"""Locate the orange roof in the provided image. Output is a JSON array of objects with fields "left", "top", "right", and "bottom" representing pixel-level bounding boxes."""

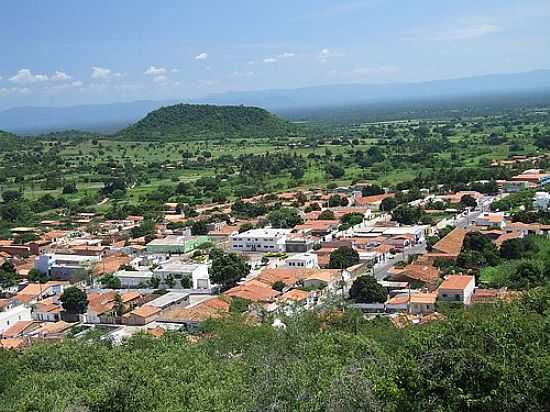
[
  {"left": 387, "top": 294, "right": 409, "bottom": 305},
  {"left": 471, "top": 288, "right": 499, "bottom": 303},
  {"left": 92, "top": 254, "right": 131, "bottom": 275},
  {"left": 279, "top": 289, "right": 310, "bottom": 302},
  {"left": 130, "top": 305, "right": 161, "bottom": 318},
  {"left": 34, "top": 297, "right": 62, "bottom": 314},
  {"left": 17, "top": 281, "right": 68, "bottom": 298},
  {"left": 121, "top": 291, "right": 141, "bottom": 303},
  {"left": 1, "top": 337, "right": 26, "bottom": 350},
  {"left": 394, "top": 264, "right": 440, "bottom": 287},
  {"left": 295, "top": 220, "right": 339, "bottom": 231},
  {"left": 439, "top": 275, "right": 474, "bottom": 290},
  {"left": 432, "top": 227, "right": 466, "bottom": 257},
  {"left": 256, "top": 268, "right": 307, "bottom": 287},
  {"left": 224, "top": 283, "right": 281, "bottom": 302},
  {"left": 160, "top": 297, "right": 230, "bottom": 322},
  {"left": 373, "top": 244, "right": 394, "bottom": 254},
  {"left": 355, "top": 192, "right": 394, "bottom": 206},
  {"left": 2, "top": 321, "right": 39, "bottom": 338},
  {"left": 410, "top": 292, "right": 437, "bottom": 304},
  {"left": 495, "top": 231, "right": 523, "bottom": 248},
  {"left": 305, "top": 270, "right": 341, "bottom": 283},
  {"left": 36, "top": 321, "right": 74, "bottom": 335},
  {"left": 42, "top": 231, "right": 68, "bottom": 241}
]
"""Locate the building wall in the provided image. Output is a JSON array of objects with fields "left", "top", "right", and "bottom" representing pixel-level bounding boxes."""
[
  {"left": 231, "top": 235, "right": 287, "bottom": 252},
  {"left": 0, "top": 305, "right": 32, "bottom": 334},
  {"left": 409, "top": 302, "right": 435, "bottom": 314}
]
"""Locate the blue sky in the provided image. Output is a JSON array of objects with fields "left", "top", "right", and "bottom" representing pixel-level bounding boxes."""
[{"left": 1, "top": 0, "right": 549, "bottom": 109}]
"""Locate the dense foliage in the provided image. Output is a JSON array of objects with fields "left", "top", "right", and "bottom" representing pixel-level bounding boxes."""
[
  {"left": 116, "top": 104, "right": 299, "bottom": 141},
  {"left": 1, "top": 288, "right": 550, "bottom": 411}
]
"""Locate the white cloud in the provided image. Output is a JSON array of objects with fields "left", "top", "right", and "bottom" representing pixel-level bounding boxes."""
[
  {"left": 50, "top": 71, "right": 72, "bottom": 82},
  {"left": 320, "top": 48, "right": 331, "bottom": 60},
  {"left": 195, "top": 52, "right": 208, "bottom": 60},
  {"left": 247, "top": 60, "right": 256, "bottom": 65},
  {"left": 263, "top": 57, "right": 278, "bottom": 63},
  {"left": 71, "top": 80, "right": 83, "bottom": 87},
  {"left": 144, "top": 66, "right": 167, "bottom": 75},
  {"left": 9, "top": 69, "right": 49, "bottom": 84},
  {"left": 170, "top": 68, "right": 180, "bottom": 73},
  {"left": 153, "top": 75, "right": 169, "bottom": 83},
  {"left": 91, "top": 66, "right": 121, "bottom": 80},
  {"left": 278, "top": 52, "right": 295, "bottom": 58},
  {"left": 448, "top": 24, "right": 499, "bottom": 40}
]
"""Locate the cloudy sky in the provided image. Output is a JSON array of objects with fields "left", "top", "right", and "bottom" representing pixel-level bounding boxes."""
[{"left": 0, "top": 0, "right": 549, "bottom": 109}]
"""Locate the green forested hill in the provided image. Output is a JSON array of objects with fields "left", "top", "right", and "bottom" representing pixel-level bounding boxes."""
[{"left": 115, "top": 103, "right": 299, "bottom": 141}]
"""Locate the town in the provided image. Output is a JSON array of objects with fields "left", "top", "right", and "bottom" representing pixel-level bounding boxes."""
[{"left": 1, "top": 163, "right": 549, "bottom": 349}]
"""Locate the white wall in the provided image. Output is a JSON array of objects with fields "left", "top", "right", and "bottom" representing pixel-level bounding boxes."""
[{"left": 0, "top": 305, "right": 32, "bottom": 334}]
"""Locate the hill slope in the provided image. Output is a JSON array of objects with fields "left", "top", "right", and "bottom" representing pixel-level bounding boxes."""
[{"left": 115, "top": 103, "right": 298, "bottom": 141}]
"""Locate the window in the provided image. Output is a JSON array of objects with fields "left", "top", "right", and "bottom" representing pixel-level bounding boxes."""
[
  {"left": 442, "top": 294, "right": 447, "bottom": 298},
  {"left": 455, "top": 294, "right": 460, "bottom": 300}
]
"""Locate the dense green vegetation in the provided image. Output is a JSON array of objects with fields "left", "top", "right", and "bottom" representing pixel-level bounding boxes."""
[
  {"left": 116, "top": 104, "right": 300, "bottom": 141},
  {"left": 1, "top": 288, "right": 550, "bottom": 411},
  {"left": 0, "top": 103, "right": 549, "bottom": 238}
]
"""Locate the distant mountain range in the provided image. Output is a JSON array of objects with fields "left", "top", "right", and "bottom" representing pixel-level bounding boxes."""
[{"left": 2, "top": 69, "right": 550, "bottom": 134}]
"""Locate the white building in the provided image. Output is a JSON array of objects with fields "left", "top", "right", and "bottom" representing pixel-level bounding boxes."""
[
  {"left": 153, "top": 261, "right": 210, "bottom": 290},
  {"left": 231, "top": 229, "right": 292, "bottom": 253},
  {"left": 35, "top": 254, "right": 101, "bottom": 280},
  {"left": 437, "top": 275, "right": 475, "bottom": 304},
  {"left": 113, "top": 270, "right": 154, "bottom": 288},
  {"left": 283, "top": 253, "right": 319, "bottom": 269},
  {"left": 0, "top": 303, "right": 32, "bottom": 334},
  {"left": 471, "top": 212, "right": 505, "bottom": 229},
  {"left": 534, "top": 192, "right": 550, "bottom": 210}
]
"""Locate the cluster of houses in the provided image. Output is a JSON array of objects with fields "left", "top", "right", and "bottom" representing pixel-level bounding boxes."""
[{"left": 1, "top": 170, "right": 549, "bottom": 349}]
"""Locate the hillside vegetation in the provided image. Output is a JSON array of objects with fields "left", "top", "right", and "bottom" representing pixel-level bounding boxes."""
[
  {"left": 115, "top": 104, "right": 299, "bottom": 141},
  {"left": 0, "top": 130, "right": 18, "bottom": 151},
  {"left": 1, "top": 288, "right": 550, "bottom": 411}
]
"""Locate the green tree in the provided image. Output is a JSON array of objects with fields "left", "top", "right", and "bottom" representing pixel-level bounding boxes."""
[
  {"left": 1, "top": 190, "right": 22, "bottom": 203},
  {"left": 329, "top": 246, "right": 360, "bottom": 269},
  {"left": 318, "top": 210, "right": 336, "bottom": 220},
  {"left": 460, "top": 194, "right": 477, "bottom": 209},
  {"left": 60, "top": 287, "right": 89, "bottom": 314},
  {"left": 166, "top": 274, "right": 176, "bottom": 289},
  {"left": 191, "top": 220, "right": 208, "bottom": 235},
  {"left": 148, "top": 276, "right": 161, "bottom": 289},
  {"left": 326, "top": 163, "right": 345, "bottom": 179},
  {"left": 238, "top": 222, "right": 255, "bottom": 233},
  {"left": 268, "top": 208, "right": 303, "bottom": 228},
  {"left": 349, "top": 276, "right": 387, "bottom": 303},
  {"left": 380, "top": 197, "right": 398, "bottom": 212},
  {"left": 99, "top": 273, "right": 121, "bottom": 289},
  {"left": 272, "top": 280, "right": 285, "bottom": 292},
  {"left": 391, "top": 206, "right": 422, "bottom": 225},
  {"left": 27, "top": 268, "right": 49, "bottom": 284},
  {"left": 209, "top": 252, "right": 251, "bottom": 291}
]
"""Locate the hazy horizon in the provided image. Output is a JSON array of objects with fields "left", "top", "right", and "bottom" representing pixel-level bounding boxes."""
[{"left": 1, "top": 0, "right": 550, "bottom": 111}]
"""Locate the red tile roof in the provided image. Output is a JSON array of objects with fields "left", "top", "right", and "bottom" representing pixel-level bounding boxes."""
[{"left": 439, "top": 275, "right": 474, "bottom": 290}]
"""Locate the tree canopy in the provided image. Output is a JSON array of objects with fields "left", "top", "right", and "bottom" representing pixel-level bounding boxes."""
[{"left": 349, "top": 275, "right": 388, "bottom": 303}]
